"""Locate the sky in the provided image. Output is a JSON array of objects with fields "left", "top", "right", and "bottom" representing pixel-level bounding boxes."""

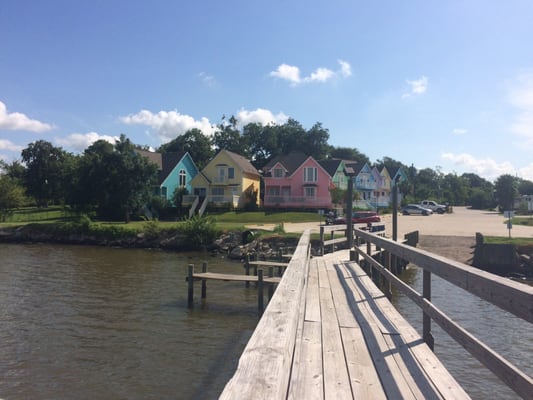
[{"left": 1, "top": 0, "right": 533, "bottom": 182}]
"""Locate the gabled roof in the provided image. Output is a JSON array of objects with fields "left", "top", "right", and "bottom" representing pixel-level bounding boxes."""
[
  {"left": 220, "top": 150, "right": 260, "bottom": 177},
  {"left": 263, "top": 151, "right": 309, "bottom": 176},
  {"left": 136, "top": 149, "right": 189, "bottom": 185},
  {"left": 318, "top": 159, "right": 344, "bottom": 177}
]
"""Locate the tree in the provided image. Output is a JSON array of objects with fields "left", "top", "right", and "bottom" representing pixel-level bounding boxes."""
[
  {"left": 213, "top": 115, "right": 247, "bottom": 155},
  {"left": 74, "top": 135, "right": 158, "bottom": 222},
  {"left": 0, "top": 174, "right": 26, "bottom": 221},
  {"left": 158, "top": 128, "right": 214, "bottom": 170},
  {"left": 330, "top": 147, "right": 370, "bottom": 165},
  {"left": 494, "top": 174, "right": 518, "bottom": 211},
  {"left": 21, "top": 140, "right": 70, "bottom": 206}
]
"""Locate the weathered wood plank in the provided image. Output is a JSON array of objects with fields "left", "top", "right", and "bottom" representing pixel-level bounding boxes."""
[
  {"left": 220, "top": 230, "right": 311, "bottom": 400},
  {"left": 190, "top": 271, "right": 280, "bottom": 283},
  {"left": 247, "top": 261, "right": 289, "bottom": 267},
  {"left": 304, "top": 258, "right": 321, "bottom": 323},
  {"left": 287, "top": 321, "right": 324, "bottom": 400},
  {"left": 344, "top": 260, "right": 471, "bottom": 399},
  {"left": 319, "top": 283, "right": 353, "bottom": 399}
]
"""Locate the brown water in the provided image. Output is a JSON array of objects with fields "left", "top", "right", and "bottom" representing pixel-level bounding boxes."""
[
  {"left": 1, "top": 244, "right": 532, "bottom": 400},
  {"left": 0, "top": 243, "right": 258, "bottom": 400}
]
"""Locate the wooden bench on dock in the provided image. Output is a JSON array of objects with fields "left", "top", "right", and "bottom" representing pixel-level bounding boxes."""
[{"left": 220, "top": 234, "right": 470, "bottom": 399}]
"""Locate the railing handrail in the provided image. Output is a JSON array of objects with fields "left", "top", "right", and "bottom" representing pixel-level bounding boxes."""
[
  {"left": 350, "top": 228, "right": 533, "bottom": 399},
  {"left": 353, "top": 228, "right": 533, "bottom": 323},
  {"left": 220, "top": 230, "right": 312, "bottom": 399}
]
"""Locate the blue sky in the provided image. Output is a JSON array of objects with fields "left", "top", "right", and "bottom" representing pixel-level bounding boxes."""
[{"left": 1, "top": 0, "right": 533, "bottom": 181}]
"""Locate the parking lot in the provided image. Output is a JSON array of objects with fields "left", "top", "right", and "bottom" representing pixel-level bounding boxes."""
[{"left": 278, "top": 206, "right": 533, "bottom": 238}]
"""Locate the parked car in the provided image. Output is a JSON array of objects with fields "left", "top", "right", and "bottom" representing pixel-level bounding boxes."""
[
  {"left": 401, "top": 204, "right": 433, "bottom": 216},
  {"left": 420, "top": 200, "right": 447, "bottom": 214},
  {"left": 330, "top": 211, "right": 381, "bottom": 224}
]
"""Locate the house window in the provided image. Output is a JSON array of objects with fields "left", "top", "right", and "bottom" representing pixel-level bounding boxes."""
[
  {"left": 303, "top": 167, "right": 317, "bottom": 182},
  {"left": 179, "top": 169, "right": 187, "bottom": 187},
  {"left": 212, "top": 187, "right": 224, "bottom": 196},
  {"left": 273, "top": 168, "right": 283, "bottom": 178},
  {"left": 267, "top": 187, "right": 280, "bottom": 196},
  {"left": 304, "top": 187, "right": 316, "bottom": 198},
  {"left": 161, "top": 187, "right": 168, "bottom": 197},
  {"left": 217, "top": 167, "right": 226, "bottom": 183},
  {"left": 228, "top": 167, "right": 235, "bottom": 179}
]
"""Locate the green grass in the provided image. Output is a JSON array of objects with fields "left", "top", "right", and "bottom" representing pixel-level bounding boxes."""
[
  {"left": 511, "top": 216, "right": 533, "bottom": 227},
  {"left": 0, "top": 207, "right": 323, "bottom": 234},
  {"left": 484, "top": 236, "right": 533, "bottom": 246},
  {"left": 207, "top": 211, "right": 322, "bottom": 223}
]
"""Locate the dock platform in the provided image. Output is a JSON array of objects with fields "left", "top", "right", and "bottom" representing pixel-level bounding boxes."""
[{"left": 220, "top": 249, "right": 470, "bottom": 399}]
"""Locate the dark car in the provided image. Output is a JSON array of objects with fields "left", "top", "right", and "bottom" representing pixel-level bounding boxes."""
[{"left": 332, "top": 211, "right": 381, "bottom": 224}]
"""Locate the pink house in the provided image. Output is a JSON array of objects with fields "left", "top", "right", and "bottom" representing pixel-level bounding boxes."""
[{"left": 263, "top": 151, "right": 334, "bottom": 209}]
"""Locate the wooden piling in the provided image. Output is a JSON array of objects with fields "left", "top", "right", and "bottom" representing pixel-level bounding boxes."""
[
  {"left": 201, "top": 261, "right": 207, "bottom": 299},
  {"left": 258, "top": 269, "right": 264, "bottom": 316},
  {"left": 187, "top": 264, "right": 194, "bottom": 308}
]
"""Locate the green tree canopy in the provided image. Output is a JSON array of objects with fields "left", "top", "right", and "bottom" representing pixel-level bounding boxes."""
[
  {"left": 21, "top": 140, "right": 70, "bottom": 206},
  {"left": 158, "top": 128, "right": 214, "bottom": 170},
  {"left": 494, "top": 174, "right": 519, "bottom": 210},
  {"left": 74, "top": 135, "right": 158, "bottom": 222}
]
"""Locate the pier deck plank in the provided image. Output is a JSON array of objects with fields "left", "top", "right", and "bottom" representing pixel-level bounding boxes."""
[
  {"left": 190, "top": 271, "right": 281, "bottom": 283},
  {"left": 221, "top": 249, "right": 470, "bottom": 399}
]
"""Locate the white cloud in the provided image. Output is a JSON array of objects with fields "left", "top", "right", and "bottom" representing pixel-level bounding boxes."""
[
  {"left": 55, "top": 132, "right": 119, "bottom": 152},
  {"left": 0, "top": 101, "right": 54, "bottom": 132},
  {"left": 402, "top": 76, "right": 429, "bottom": 99},
  {"left": 441, "top": 152, "right": 521, "bottom": 181},
  {"left": 197, "top": 72, "right": 216, "bottom": 87},
  {"left": 451, "top": 128, "right": 468, "bottom": 135},
  {"left": 0, "top": 138, "right": 24, "bottom": 152},
  {"left": 508, "top": 73, "right": 533, "bottom": 149},
  {"left": 236, "top": 108, "right": 288, "bottom": 127},
  {"left": 120, "top": 109, "right": 216, "bottom": 142},
  {"left": 270, "top": 60, "right": 352, "bottom": 86},
  {"left": 338, "top": 59, "right": 352, "bottom": 77},
  {"left": 270, "top": 64, "right": 302, "bottom": 85}
]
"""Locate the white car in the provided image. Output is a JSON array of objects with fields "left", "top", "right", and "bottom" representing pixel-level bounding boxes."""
[{"left": 401, "top": 204, "right": 433, "bottom": 216}]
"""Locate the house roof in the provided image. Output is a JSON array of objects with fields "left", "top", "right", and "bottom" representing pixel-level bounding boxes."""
[
  {"left": 263, "top": 151, "right": 309, "bottom": 176},
  {"left": 222, "top": 150, "right": 260, "bottom": 177},
  {"left": 136, "top": 149, "right": 188, "bottom": 184},
  {"left": 318, "top": 159, "right": 344, "bottom": 177}
]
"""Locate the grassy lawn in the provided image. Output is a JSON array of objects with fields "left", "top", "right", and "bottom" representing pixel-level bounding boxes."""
[
  {"left": 0, "top": 207, "right": 321, "bottom": 232},
  {"left": 484, "top": 236, "right": 533, "bottom": 246},
  {"left": 511, "top": 216, "right": 533, "bottom": 227}
]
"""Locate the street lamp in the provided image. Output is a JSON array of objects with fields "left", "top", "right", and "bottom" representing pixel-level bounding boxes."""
[{"left": 344, "top": 166, "right": 356, "bottom": 248}]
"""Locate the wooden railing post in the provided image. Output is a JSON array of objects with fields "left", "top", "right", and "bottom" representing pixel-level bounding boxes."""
[
  {"left": 244, "top": 255, "right": 250, "bottom": 287},
  {"left": 320, "top": 226, "right": 324, "bottom": 255},
  {"left": 423, "top": 269, "right": 434, "bottom": 350}
]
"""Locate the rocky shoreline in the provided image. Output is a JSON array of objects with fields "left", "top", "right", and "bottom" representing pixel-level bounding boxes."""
[{"left": 0, "top": 225, "right": 320, "bottom": 260}]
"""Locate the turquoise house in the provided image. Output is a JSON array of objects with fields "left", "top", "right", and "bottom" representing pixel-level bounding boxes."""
[{"left": 136, "top": 150, "right": 199, "bottom": 201}]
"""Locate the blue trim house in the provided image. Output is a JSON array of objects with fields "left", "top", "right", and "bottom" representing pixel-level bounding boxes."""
[{"left": 136, "top": 150, "right": 199, "bottom": 201}]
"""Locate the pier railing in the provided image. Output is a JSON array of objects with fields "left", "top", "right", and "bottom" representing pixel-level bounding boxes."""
[
  {"left": 351, "top": 227, "right": 533, "bottom": 399},
  {"left": 220, "top": 229, "right": 312, "bottom": 399}
]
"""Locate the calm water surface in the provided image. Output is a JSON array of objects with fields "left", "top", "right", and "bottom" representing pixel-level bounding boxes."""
[
  {"left": 1, "top": 244, "right": 532, "bottom": 399},
  {"left": 0, "top": 243, "right": 258, "bottom": 400},
  {"left": 392, "top": 265, "right": 533, "bottom": 400}
]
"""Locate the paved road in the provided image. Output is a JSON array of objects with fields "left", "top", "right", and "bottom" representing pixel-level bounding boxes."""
[{"left": 251, "top": 207, "right": 533, "bottom": 238}]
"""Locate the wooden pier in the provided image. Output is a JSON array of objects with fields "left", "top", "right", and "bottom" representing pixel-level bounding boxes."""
[{"left": 218, "top": 229, "right": 533, "bottom": 399}]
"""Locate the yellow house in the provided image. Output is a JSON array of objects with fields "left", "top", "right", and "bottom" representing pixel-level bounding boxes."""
[{"left": 190, "top": 149, "right": 261, "bottom": 210}]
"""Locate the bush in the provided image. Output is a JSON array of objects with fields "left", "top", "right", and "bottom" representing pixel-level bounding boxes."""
[{"left": 179, "top": 215, "right": 218, "bottom": 249}]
